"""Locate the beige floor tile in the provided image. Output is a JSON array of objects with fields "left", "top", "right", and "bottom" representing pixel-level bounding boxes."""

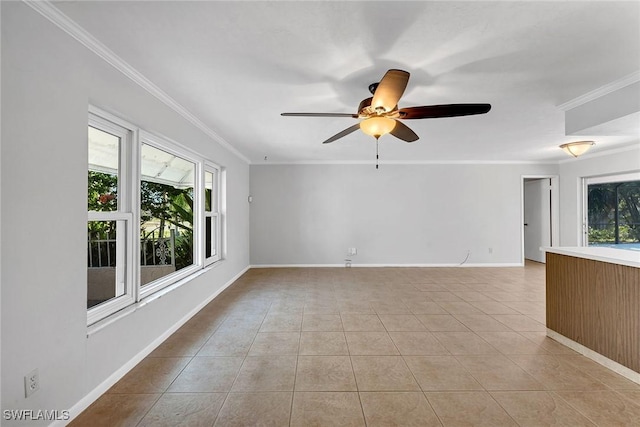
[
  {"left": 214, "top": 392, "right": 292, "bottom": 427},
  {"left": 351, "top": 356, "right": 420, "bottom": 391},
  {"left": 337, "top": 300, "right": 374, "bottom": 314},
  {"left": 555, "top": 390, "right": 640, "bottom": 426},
  {"left": 437, "top": 301, "right": 485, "bottom": 314},
  {"left": 196, "top": 328, "right": 256, "bottom": 357},
  {"left": 138, "top": 393, "right": 226, "bottom": 427},
  {"left": 149, "top": 330, "right": 210, "bottom": 357},
  {"left": 345, "top": 332, "right": 399, "bottom": 355},
  {"left": 69, "top": 393, "right": 160, "bottom": 427},
  {"left": 453, "top": 314, "right": 513, "bottom": 332},
  {"left": 370, "top": 300, "right": 412, "bottom": 314},
  {"left": 432, "top": 332, "right": 499, "bottom": 355},
  {"left": 295, "top": 356, "right": 357, "bottom": 391},
  {"left": 492, "top": 314, "right": 546, "bottom": 331},
  {"left": 509, "top": 354, "right": 608, "bottom": 391},
  {"left": 404, "top": 356, "right": 483, "bottom": 391},
  {"left": 426, "top": 391, "right": 518, "bottom": 426},
  {"left": 416, "top": 315, "right": 470, "bottom": 331},
  {"left": 360, "top": 392, "right": 442, "bottom": 426},
  {"left": 259, "top": 313, "right": 303, "bottom": 332},
  {"left": 378, "top": 314, "right": 426, "bottom": 331},
  {"left": 403, "top": 300, "right": 449, "bottom": 315},
  {"left": 304, "top": 301, "right": 339, "bottom": 314},
  {"left": 218, "top": 314, "right": 265, "bottom": 331},
  {"left": 491, "top": 391, "right": 595, "bottom": 426},
  {"left": 618, "top": 389, "right": 640, "bottom": 406},
  {"left": 109, "top": 358, "right": 190, "bottom": 394},
  {"left": 168, "top": 357, "right": 244, "bottom": 392},
  {"left": 299, "top": 331, "right": 349, "bottom": 355},
  {"left": 422, "top": 291, "right": 463, "bottom": 302},
  {"left": 248, "top": 332, "right": 300, "bottom": 355},
  {"left": 291, "top": 392, "right": 365, "bottom": 427},
  {"left": 517, "top": 332, "right": 578, "bottom": 355},
  {"left": 456, "top": 355, "right": 544, "bottom": 390},
  {"left": 477, "top": 331, "right": 549, "bottom": 355},
  {"left": 341, "top": 314, "right": 386, "bottom": 331},
  {"left": 555, "top": 355, "right": 640, "bottom": 390},
  {"left": 468, "top": 300, "right": 520, "bottom": 314},
  {"left": 452, "top": 291, "right": 494, "bottom": 302},
  {"left": 388, "top": 332, "right": 449, "bottom": 355},
  {"left": 231, "top": 356, "right": 297, "bottom": 392},
  {"left": 268, "top": 299, "right": 305, "bottom": 315},
  {"left": 302, "top": 314, "right": 343, "bottom": 331}
]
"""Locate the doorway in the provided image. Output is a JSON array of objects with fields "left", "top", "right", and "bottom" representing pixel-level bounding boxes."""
[{"left": 522, "top": 176, "right": 559, "bottom": 264}]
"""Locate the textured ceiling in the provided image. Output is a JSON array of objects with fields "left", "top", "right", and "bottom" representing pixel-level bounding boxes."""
[{"left": 54, "top": 1, "right": 640, "bottom": 163}]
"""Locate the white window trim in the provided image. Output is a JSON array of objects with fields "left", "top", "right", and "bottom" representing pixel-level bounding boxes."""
[
  {"left": 137, "top": 131, "right": 204, "bottom": 300},
  {"left": 581, "top": 170, "right": 640, "bottom": 246},
  {"left": 87, "top": 112, "right": 137, "bottom": 325},
  {"left": 204, "top": 163, "right": 222, "bottom": 265},
  {"left": 87, "top": 107, "right": 225, "bottom": 325}
]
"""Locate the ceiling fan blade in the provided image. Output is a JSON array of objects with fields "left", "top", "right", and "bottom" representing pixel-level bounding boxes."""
[
  {"left": 390, "top": 120, "right": 419, "bottom": 142},
  {"left": 281, "top": 113, "right": 358, "bottom": 118},
  {"left": 371, "top": 69, "right": 410, "bottom": 112},
  {"left": 322, "top": 124, "right": 361, "bottom": 144},
  {"left": 398, "top": 104, "right": 491, "bottom": 119}
]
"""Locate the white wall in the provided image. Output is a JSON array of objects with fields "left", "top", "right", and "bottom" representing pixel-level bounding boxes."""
[
  {"left": 1, "top": 3, "right": 249, "bottom": 424},
  {"left": 558, "top": 145, "right": 640, "bottom": 246},
  {"left": 250, "top": 163, "right": 557, "bottom": 266}
]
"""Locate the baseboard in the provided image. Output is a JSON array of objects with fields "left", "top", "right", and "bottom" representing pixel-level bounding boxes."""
[
  {"left": 250, "top": 263, "right": 523, "bottom": 268},
  {"left": 53, "top": 264, "right": 250, "bottom": 427},
  {"left": 547, "top": 329, "right": 640, "bottom": 385}
]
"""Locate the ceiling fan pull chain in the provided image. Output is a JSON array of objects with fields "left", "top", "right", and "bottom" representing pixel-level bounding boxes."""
[{"left": 376, "top": 137, "right": 379, "bottom": 169}]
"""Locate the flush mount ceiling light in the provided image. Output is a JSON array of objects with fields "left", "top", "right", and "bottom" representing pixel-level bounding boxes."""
[{"left": 559, "top": 141, "right": 595, "bottom": 157}]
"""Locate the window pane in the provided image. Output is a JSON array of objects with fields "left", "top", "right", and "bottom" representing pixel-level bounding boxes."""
[
  {"left": 205, "top": 216, "right": 212, "bottom": 258},
  {"left": 87, "top": 220, "right": 125, "bottom": 308},
  {"left": 588, "top": 180, "right": 640, "bottom": 249},
  {"left": 205, "top": 171, "right": 214, "bottom": 212},
  {"left": 88, "top": 126, "right": 119, "bottom": 211},
  {"left": 140, "top": 144, "right": 195, "bottom": 285}
]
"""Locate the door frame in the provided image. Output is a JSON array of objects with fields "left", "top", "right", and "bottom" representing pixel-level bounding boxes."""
[{"left": 521, "top": 175, "right": 560, "bottom": 265}]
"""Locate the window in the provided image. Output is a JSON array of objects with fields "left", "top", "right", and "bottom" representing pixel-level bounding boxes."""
[
  {"left": 204, "top": 165, "right": 221, "bottom": 264},
  {"left": 87, "top": 107, "right": 223, "bottom": 324},
  {"left": 87, "top": 115, "right": 135, "bottom": 325},
  {"left": 584, "top": 172, "right": 640, "bottom": 250},
  {"left": 138, "top": 137, "right": 200, "bottom": 298}
]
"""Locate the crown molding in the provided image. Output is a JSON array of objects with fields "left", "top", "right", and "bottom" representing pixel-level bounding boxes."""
[
  {"left": 253, "top": 159, "right": 557, "bottom": 166},
  {"left": 558, "top": 71, "right": 640, "bottom": 111},
  {"left": 23, "top": 0, "right": 250, "bottom": 164}
]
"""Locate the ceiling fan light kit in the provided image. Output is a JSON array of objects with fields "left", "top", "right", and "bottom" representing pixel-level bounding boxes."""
[
  {"left": 559, "top": 141, "right": 595, "bottom": 157},
  {"left": 360, "top": 116, "right": 396, "bottom": 138},
  {"left": 281, "top": 69, "right": 492, "bottom": 167}
]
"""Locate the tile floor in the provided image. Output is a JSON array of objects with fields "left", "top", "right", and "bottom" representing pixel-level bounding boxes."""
[{"left": 71, "top": 263, "right": 640, "bottom": 426}]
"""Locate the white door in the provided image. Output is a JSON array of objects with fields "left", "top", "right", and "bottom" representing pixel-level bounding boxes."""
[{"left": 524, "top": 179, "right": 551, "bottom": 263}]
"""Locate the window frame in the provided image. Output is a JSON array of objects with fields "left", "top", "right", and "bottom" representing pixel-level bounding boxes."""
[
  {"left": 87, "top": 106, "right": 224, "bottom": 326},
  {"left": 87, "top": 111, "right": 137, "bottom": 325},
  {"left": 138, "top": 131, "right": 204, "bottom": 300},
  {"left": 582, "top": 171, "right": 640, "bottom": 246},
  {"left": 204, "top": 163, "right": 222, "bottom": 265}
]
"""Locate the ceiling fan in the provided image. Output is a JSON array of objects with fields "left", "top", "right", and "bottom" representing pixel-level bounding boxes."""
[{"left": 281, "top": 69, "right": 491, "bottom": 168}]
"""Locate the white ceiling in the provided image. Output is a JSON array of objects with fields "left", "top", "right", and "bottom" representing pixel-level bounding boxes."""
[{"left": 54, "top": 1, "right": 640, "bottom": 163}]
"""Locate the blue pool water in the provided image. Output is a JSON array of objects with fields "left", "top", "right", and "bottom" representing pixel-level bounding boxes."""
[{"left": 590, "top": 243, "right": 640, "bottom": 251}]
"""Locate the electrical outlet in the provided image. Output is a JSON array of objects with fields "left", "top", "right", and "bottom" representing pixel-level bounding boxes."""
[
  {"left": 24, "top": 369, "right": 39, "bottom": 398},
  {"left": 347, "top": 247, "right": 357, "bottom": 256},
  {"left": 488, "top": 247, "right": 493, "bottom": 254}
]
